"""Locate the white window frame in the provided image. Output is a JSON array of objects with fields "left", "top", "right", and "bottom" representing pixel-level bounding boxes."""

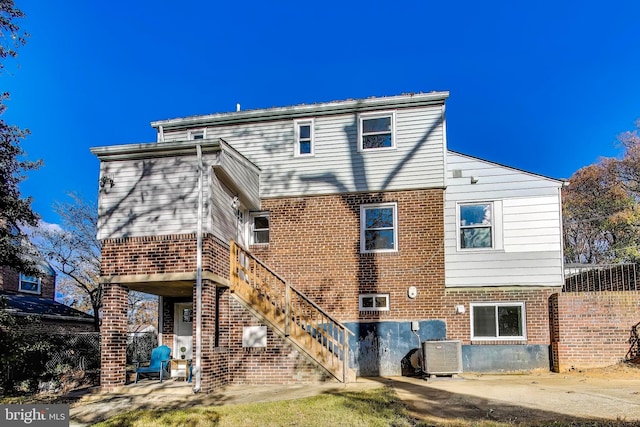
[
  {"left": 359, "top": 294, "right": 390, "bottom": 311},
  {"left": 250, "top": 212, "right": 270, "bottom": 245},
  {"left": 188, "top": 129, "right": 206, "bottom": 140},
  {"left": 457, "top": 201, "right": 496, "bottom": 251},
  {"left": 357, "top": 111, "right": 396, "bottom": 151},
  {"left": 294, "top": 119, "right": 314, "bottom": 157},
  {"left": 19, "top": 273, "right": 41, "bottom": 294},
  {"left": 470, "top": 302, "right": 527, "bottom": 341},
  {"left": 360, "top": 202, "right": 398, "bottom": 253}
]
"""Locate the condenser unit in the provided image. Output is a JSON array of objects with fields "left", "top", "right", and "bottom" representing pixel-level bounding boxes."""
[{"left": 421, "top": 340, "right": 462, "bottom": 376}]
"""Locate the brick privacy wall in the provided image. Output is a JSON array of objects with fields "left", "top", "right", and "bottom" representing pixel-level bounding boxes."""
[
  {"left": 0, "top": 265, "right": 56, "bottom": 299},
  {"left": 101, "top": 233, "right": 228, "bottom": 277},
  {"left": 549, "top": 291, "right": 640, "bottom": 372},
  {"left": 101, "top": 282, "right": 129, "bottom": 390},
  {"left": 251, "top": 189, "right": 446, "bottom": 322}
]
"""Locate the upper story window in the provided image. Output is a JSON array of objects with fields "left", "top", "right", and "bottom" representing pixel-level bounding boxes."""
[
  {"left": 360, "top": 203, "right": 398, "bottom": 253},
  {"left": 19, "top": 273, "right": 41, "bottom": 294},
  {"left": 189, "top": 129, "right": 206, "bottom": 140},
  {"left": 459, "top": 202, "right": 493, "bottom": 249},
  {"left": 358, "top": 112, "right": 396, "bottom": 151},
  {"left": 250, "top": 212, "right": 270, "bottom": 244},
  {"left": 471, "top": 302, "right": 526, "bottom": 341},
  {"left": 294, "top": 119, "right": 314, "bottom": 156}
]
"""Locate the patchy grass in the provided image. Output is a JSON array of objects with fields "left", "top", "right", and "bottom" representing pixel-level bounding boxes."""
[
  {"left": 89, "top": 386, "right": 640, "bottom": 427},
  {"left": 93, "top": 387, "right": 425, "bottom": 427}
]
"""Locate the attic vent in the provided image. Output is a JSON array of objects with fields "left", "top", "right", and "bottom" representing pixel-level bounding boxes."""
[
  {"left": 452, "top": 169, "right": 462, "bottom": 178},
  {"left": 421, "top": 340, "right": 462, "bottom": 376}
]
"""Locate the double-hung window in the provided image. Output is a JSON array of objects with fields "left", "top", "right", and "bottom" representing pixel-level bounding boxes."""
[
  {"left": 470, "top": 302, "right": 526, "bottom": 341},
  {"left": 459, "top": 202, "right": 493, "bottom": 249},
  {"left": 294, "top": 119, "right": 314, "bottom": 156},
  {"left": 358, "top": 112, "right": 396, "bottom": 151},
  {"left": 360, "top": 203, "right": 398, "bottom": 253},
  {"left": 19, "top": 273, "right": 41, "bottom": 294},
  {"left": 250, "top": 212, "right": 270, "bottom": 244}
]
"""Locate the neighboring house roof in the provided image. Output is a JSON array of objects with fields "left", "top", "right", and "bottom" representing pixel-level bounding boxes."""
[{"left": 0, "top": 291, "right": 94, "bottom": 323}]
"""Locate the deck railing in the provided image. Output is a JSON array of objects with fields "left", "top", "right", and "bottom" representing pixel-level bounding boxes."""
[{"left": 229, "top": 240, "right": 354, "bottom": 382}]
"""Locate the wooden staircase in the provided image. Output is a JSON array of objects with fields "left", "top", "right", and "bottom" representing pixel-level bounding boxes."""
[{"left": 229, "top": 240, "right": 356, "bottom": 383}]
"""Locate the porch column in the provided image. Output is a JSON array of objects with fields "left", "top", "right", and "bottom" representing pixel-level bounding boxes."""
[
  {"left": 101, "top": 282, "right": 129, "bottom": 391},
  {"left": 197, "top": 278, "right": 224, "bottom": 393}
]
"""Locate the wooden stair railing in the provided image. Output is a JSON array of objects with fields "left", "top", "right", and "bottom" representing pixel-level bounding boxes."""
[{"left": 229, "top": 240, "right": 355, "bottom": 383}]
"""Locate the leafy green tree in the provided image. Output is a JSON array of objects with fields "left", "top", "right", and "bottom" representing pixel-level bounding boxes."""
[
  {"left": 563, "top": 121, "right": 640, "bottom": 264},
  {"left": 0, "top": 0, "right": 41, "bottom": 274}
]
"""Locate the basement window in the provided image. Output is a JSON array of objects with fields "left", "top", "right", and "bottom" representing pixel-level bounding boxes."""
[
  {"left": 470, "top": 302, "right": 526, "bottom": 341},
  {"left": 359, "top": 294, "right": 390, "bottom": 311}
]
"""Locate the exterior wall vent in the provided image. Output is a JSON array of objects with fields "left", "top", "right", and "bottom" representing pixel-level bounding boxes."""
[
  {"left": 452, "top": 169, "right": 462, "bottom": 178},
  {"left": 421, "top": 340, "right": 462, "bottom": 375}
]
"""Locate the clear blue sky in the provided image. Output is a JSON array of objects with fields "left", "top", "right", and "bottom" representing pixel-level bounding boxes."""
[{"left": 4, "top": 0, "right": 640, "bottom": 224}]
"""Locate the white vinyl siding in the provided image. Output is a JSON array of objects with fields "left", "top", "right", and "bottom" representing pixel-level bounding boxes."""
[
  {"left": 161, "top": 104, "right": 446, "bottom": 197},
  {"left": 445, "top": 152, "right": 564, "bottom": 288},
  {"left": 96, "top": 155, "right": 210, "bottom": 239}
]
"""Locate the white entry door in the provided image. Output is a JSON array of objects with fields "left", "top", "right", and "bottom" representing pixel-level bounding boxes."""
[{"left": 174, "top": 303, "right": 193, "bottom": 359}]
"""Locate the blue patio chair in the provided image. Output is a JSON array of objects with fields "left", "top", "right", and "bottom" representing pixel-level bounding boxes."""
[{"left": 135, "top": 345, "right": 171, "bottom": 383}]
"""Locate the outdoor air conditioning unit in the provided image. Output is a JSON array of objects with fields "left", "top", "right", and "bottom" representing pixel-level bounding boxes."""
[{"left": 421, "top": 340, "right": 463, "bottom": 376}]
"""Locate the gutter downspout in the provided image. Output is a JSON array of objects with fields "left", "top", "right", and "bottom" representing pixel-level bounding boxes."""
[{"left": 193, "top": 144, "right": 203, "bottom": 393}]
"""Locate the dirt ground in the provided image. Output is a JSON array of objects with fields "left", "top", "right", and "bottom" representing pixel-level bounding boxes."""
[
  {"left": 66, "top": 363, "right": 640, "bottom": 426},
  {"left": 389, "top": 362, "right": 640, "bottom": 425}
]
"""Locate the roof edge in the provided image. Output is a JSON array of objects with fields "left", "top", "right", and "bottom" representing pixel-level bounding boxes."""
[{"left": 150, "top": 91, "right": 449, "bottom": 130}]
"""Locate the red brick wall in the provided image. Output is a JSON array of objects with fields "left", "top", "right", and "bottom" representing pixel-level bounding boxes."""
[
  {"left": 250, "top": 190, "right": 553, "bottom": 347},
  {"left": 444, "top": 288, "right": 556, "bottom": 345},
  {"left": 101, "top": 233, "right": 228, "bottom": 277},
  {"left": 226, "top": 296, "right": 330, "bottom": 384},
  {"left": 550, "top": 292, "right": 640, "bottom": 372},
  {"left": 251, "top": 190, "right": 446, "bottom": 322}
]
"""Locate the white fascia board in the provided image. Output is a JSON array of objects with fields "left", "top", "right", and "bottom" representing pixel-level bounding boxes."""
[
  {"left": 90, "top": 139, "right": 222, "bottom": 161},
  {"left": 150, "top": 91, "right": 450, "bottom": 130}
]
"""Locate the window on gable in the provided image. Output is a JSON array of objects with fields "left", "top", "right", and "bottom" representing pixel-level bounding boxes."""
[
  {"left": 359, "top": 294, "right": 390, "bottom": 311},
  {"left": 360, "top": 203, "right": 398, "bottom": 253},
  {"left": 250, "top": 212, "right": 270, "bottom": 244},
  {"left": 459, "top": 202, "right": 493, "bottom": 249},
  {"left": 189, "top": 129, "right": 206, "bottom": 140},
  {"left": 294, "top": 119, "right": 314, "bottom": 156},
  {"left": 19, "top": 273, "right": 41, "bottom": 294},
  {"left": 358, "top": 112, "right": 395, "bottom": 151},
  {"left": 471, "top": 302, "right": 526, "bottom": 340}
]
